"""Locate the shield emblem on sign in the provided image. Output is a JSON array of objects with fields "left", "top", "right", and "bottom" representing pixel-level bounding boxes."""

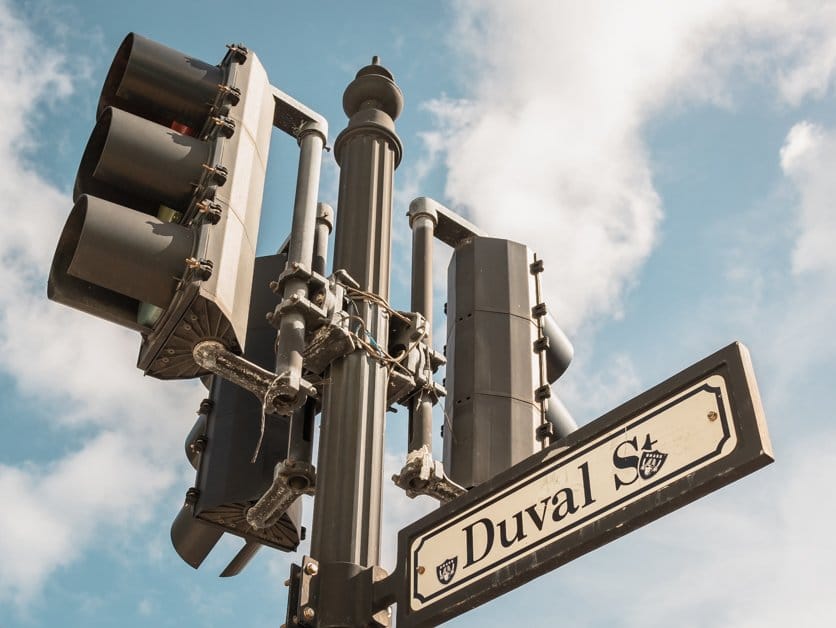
[
  {"left": 436, "top": 557, "right": 457, "bottom": 585},
  {"left": 639, "top": 449, "right": 668, "bottom": 480}
]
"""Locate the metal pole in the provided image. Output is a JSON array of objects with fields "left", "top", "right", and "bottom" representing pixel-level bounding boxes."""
[
  {"left": 273, "top": 122, "right": 327, "bottom": 411},
  {"left": 286, "top": 203, "right": 333, "bottom": 465},
  {"left": 309, "top": 59, "right": 403, "bottom": 627},
  {"left": 244, "top": 125, "right": 327, "bottom": 531},
  {"left": 313, "top": 202, "right": 334, "bottom": 276},
  {"left": 407, "top": 202, "right": 437, "bottom": 453}
]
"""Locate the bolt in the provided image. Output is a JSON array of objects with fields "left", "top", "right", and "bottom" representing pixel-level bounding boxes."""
[
  {"left": 708, "top": 410, "right": 719, "bottom": 421},
  {"left": 304, "top": 562, "right": 318, "bottom": 576},
  {"left": 302, "top": 606, "right": 315, "bottom": 621},
  {"left": 283, "top": 578, "right": 290, "bottom": 587},
  {"left": 417, "top": 565, "right": 425, "bottom": 575}
]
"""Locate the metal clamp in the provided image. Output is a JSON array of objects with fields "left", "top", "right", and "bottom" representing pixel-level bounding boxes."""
[
  {"left": 392, "top": 446, "right": 466, "bottom": 503},
  {"left": 191, "top": 340, "right": 316, "bottom": 416},
  {"left": 196, "top": 200, "right": 223, "bottom": 224},
  {"left": 246, "top": 459, "right": 316, "bottom": 530}
]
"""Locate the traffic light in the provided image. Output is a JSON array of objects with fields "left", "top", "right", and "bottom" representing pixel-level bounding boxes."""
[
  {"left": 443, "top": 236, "right": 574, "bottom": 489},
  {"left": 171, "top": 254, "right": 303, "bottom": 576},
  {"left": 48, "top": 33, "right": 275, "bottom": 378}
]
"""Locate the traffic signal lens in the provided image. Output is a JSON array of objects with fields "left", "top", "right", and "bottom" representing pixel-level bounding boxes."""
[
  {"left": 75, "top": 107, "right": 210, "bottom": 212},
  {"left": 60, "top": 195, "right": 194, "bottom": 309},
  {"left": 99, "top": 33, "right": 224, "bottom": 130}
]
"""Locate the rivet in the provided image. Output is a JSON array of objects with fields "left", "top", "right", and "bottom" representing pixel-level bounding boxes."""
[{"left": 708, "top": 410, "right": 719, "bottom": 421}]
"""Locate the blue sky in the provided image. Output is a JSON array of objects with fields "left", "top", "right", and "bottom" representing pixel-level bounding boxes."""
[{"left": 1, "top": 0, "right": 834, "bottom": 626}]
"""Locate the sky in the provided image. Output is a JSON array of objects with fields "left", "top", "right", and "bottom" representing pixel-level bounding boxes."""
[{"left": 1, "top": 0, "right": 834, "bottom": 626}]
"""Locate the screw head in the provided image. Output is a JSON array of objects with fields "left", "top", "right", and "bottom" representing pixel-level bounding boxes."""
[
  {"left": 304, "top": 562, "right": 318, "bottom": 576},
  {"left": 708, "top": 410, "right": 719, "bottom": 421},
  {"left": 302, "top": 606, "right": 315, "bottom": 621}
]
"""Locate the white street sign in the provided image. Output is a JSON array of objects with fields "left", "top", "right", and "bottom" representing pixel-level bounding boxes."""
[
  {"left": 410, "top": 374, "right": 733, "bottom": 608},
  {"left": 391, "top": 342, "right": 772, "bottom": 628}
]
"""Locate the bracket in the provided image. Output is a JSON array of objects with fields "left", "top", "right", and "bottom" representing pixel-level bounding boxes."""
[{"left": 392, "top": 446, "right": 466, "bottom": 503}]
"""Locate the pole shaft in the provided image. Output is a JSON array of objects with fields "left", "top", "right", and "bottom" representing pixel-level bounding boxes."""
[
  {"left": 275, "top": 126, "right": 326, "bottom": 389},
  {"left": 309, "top": 60, "right": 403, "bottom": 626},
  {"left": 408, "top": 212, "right": 436, "bottom": 453}
]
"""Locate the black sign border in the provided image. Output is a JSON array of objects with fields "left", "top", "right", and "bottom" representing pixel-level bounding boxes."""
[{"left": 393, "top": 342, "right": 773, "bottom": 628}]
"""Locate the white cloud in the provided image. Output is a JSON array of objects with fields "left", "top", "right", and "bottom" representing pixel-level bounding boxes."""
[
  {"left": 0, "top": 432, "right": 173, "bottom": 606},
  {"left": 419, "top": 0, "right": 836, "bottom": 332},
  {"left": 566, "top": 429, "right": 833, "bottom": 627},
  {"left": 0, "top": 1, "right": 201, "bottom": 607},
  {"left": 137, "top": 597, "right": 154, "bottom": 616},
  {"left": 780, "top": 120, "right": 836, "bottom": 275}
]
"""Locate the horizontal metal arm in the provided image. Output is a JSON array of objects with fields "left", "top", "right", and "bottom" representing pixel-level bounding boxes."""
[
  {"left": 271, "top": 85, "right": 329, "bottom": 140},
  {"left": 245, "top": 459, "right": 316, "bottom": 529},
  {"left": 408, "top": 197, "right": 486, "bottom": 249},
  {"left": 192, "top": 340, "right": 316, "bottom": 415}
]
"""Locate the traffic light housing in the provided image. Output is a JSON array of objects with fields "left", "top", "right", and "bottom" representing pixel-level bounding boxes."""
[
  {"left": 48, "top": 33, "right": 275, "bottom": 378},
  {"left": 443, "top": 237, "right": 574, "bottom": 489},
  {"left": 171, "top": 254, "right": 303, "bottom": 575}
]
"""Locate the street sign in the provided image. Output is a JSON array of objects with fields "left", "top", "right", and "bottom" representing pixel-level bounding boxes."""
[{"left": 388, "top": 342, "right": 773, "bottom": 627}]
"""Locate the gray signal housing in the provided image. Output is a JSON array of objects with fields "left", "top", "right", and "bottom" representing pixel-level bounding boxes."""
[
  {"left": 444, "top": 237, "right": 543, "bottom": 489},
  {"left": 48, "top": 34, "right": 275, "bottom": 379}
]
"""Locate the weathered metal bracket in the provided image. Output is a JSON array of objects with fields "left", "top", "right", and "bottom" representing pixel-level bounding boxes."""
[
  {"left": 295, "top": 560, "right": 391, "bottom": 628},
  {"left": 386, "top": 312, "right": 446, "bottom": 408},
  {"left": 392, "top": 445, "right": 466, "bottom": 503},
  {"left": 283, "top": 557, "right": 317, "bottom": 628},
  {"left": 304, "top": 324, "right": 356, "bottom": 376},
  {"left": 192, "top": 340, "right": 317, "bottom": 416},
  {"left": 245, "top": 459, "right": 316, "bottom": 530}
]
